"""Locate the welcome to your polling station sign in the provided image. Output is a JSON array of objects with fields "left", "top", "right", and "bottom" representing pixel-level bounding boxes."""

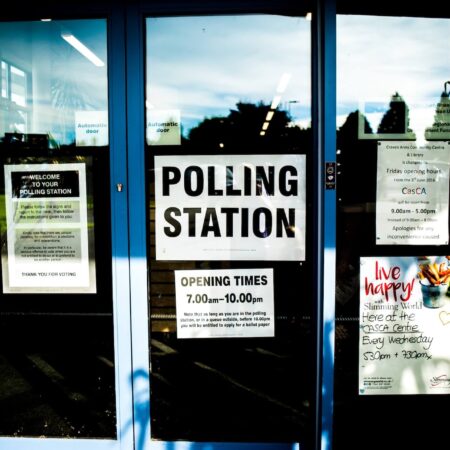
[
  {"left": 154, "top": 154, "right": 306, "bottom": 261},
  {"left": 2, "top": 163, "right": 95, "bottom": 293}
]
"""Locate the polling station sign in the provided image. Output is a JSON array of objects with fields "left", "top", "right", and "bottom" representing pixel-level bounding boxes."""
[{"left": 154, "top": 154, "right": 306, "bottom": 261}]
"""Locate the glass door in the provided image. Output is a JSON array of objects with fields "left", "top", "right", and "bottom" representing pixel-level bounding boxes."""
[
  {"left": 0, "top": 4, "right": 323, "bottom": 450},
  {"left": 0, "top": 10, "right": 133, "bottom": 450},
  {"left": 131, "top": 10, "right": 318, "bottom": 449},
  {"left": 334, "top": 5, "right": 450, "bottom": 450}
]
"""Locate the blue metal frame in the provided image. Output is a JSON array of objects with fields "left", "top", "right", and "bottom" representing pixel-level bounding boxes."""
[
  {"left": 142, "top": 444, "right": 301, "bottom": 450},
  {"left": 125, "top": 4, "right": 152, "bottom": 450},
  {"left": 314, "top": 1, "right": 336, "bottom": 449},
  {"left": 312, "top": 1, "right": 336, "bottom": 448},
  {"left": 109, "top": 5, "right": 136, "bottom": 450}
]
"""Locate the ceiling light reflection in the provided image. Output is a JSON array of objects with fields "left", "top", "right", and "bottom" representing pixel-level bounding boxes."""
[
  {"left": 276, "top": 73, "right": 291, "bottom": 93},
  {"left": 265, "top": 111, "right": 274, "bottom": 121},
  {"left": 61, "top": 33, "right": 105, "bottom": 67},
  {"left": 270, "top": 95, "right": 281, "bottom": 110}
]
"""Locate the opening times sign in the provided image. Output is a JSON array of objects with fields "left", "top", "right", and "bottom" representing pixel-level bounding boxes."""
[
  {"left": 175, "top": 268, "right": 274, "bottom": 338},
  {"left": 155, "top": 154, "right": 306, "bottom": 261},
  {"left": 2, "top": 163, "right": 95, "bottom": 293},
  {"left": 376, "top": 141, "right": 450, "bottom": 245}
]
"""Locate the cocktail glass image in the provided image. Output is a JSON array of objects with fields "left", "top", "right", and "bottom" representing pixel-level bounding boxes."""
[
  {"left": 420, "top": 281, "right": 448, "bottom": 308},
  {"left": 418, "top": 257, "right": 450, "bottom": 308}
]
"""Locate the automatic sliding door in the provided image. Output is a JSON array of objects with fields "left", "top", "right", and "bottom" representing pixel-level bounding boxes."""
[
  {"left": 145, "top": 14, "right": 314, "bottom": 445},
  {"left": 0, "top": 18, "right": 117, "bottom": 440}
]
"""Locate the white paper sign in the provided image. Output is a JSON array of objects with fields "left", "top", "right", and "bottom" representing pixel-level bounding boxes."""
[
  {"left": 155, "top": 154, "right": 306, "bottom": 261},
  {"left": 75, "top": 111, "right": 108, "bottom": 146},
  {"left": 2, "top": 163, "right": 95, "bottom": 293},
  {"left": 376, "top": 141, "right": 450, "bottom": 245},
  {"left": 175, "top": 268, "right": 274, "bottom": 338},
  {"left": 147, "top": 109, "right": 181, "bottom": 146},
  {"left": 360, "top": 256, "right": 450, "bottom": 395}
]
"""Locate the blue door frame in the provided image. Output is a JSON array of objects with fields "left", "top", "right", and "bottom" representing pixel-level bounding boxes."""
[
  {"left": 0, "top": 1, "right": 337, "bottom": 449},
  {"left": 313, "top": 1, "right": 336, "bottom": 449},
  {"left": 126, "top": 1, "right": 336, "bottom": 450}
]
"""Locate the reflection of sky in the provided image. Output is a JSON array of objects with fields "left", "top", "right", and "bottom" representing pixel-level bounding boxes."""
[
  {"left": 337, "top": 15, "right": 450, "bottom": 139},
  {"left": 3, "top": 14, "right": 448, "bottom": 145},
  {"left": 0, "top": 19, "right": 108, "bottom": 145},
  {"left": 146, "top": 15, "right": 311, "bottom": 136}
]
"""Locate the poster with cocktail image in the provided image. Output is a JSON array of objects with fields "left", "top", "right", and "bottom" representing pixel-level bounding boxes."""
[{"left": 359, "top": 256, "right": 450, "bottom": 395}]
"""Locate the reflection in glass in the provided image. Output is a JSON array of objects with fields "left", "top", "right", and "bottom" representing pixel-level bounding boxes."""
[
  {"left": 0, "top": 19, "right": 115, "bottom": 439},
  {"left": 337, "top": 15, "right": 450, "bottom": 143},
  {"left": 146, "top": 14, "right": 313, "bottom": 444},
  {"left": 335, "top": 13, "right": 450, "bottom": 450},
  {"left": 0, "top": 20, "right": 108, "bottom": 147},
  {"left": 1, "top": 61, "right": 8, "bottom": 98},
  {"left": 146, "top": 15, "right": 311, "bottom": 144}
]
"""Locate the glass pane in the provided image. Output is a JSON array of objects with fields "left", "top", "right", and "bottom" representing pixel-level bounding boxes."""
[
  {"left": 1, "top": 61, "right": 7, "bottom": 98},
  {"left": 146, "top": 14, "right": 313, "bottom": 443},
  {"left": 0, "top": 20, "right": 108, "bottom": 147},
  {"left": 10, "top": 66, "right": 27, "bottom": 108},
  {"left": 335, "top": 12, "right": 450, "bottom": 450},
  {"left": 0, "top": 19, "right": 115, "bottom": 438}
]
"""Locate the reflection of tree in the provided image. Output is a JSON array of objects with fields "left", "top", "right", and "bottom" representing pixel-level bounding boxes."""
[
  {"left": 377, "top": 92, "right": 415, "bottom": 138},
  {"left": 337, "top": 110, "right": 375, "bottom": 204},
  {"left": 337, "top": 93, "right": 416, "bottom": 207},
  {"left": 51, "top": 77, "right": 84, "bottom": 145},
  {"left": 335, "top": 92, "right": 417, "bottom": 323},
  {"left": 0, "top": 98, "right": 26, "bottom": 135},
  {"left": 186, "top": 101, "right": 310, "bottom": 152},
  {"left": 425, "top": 90, "right": 450, "bottom": 140},
  {"left": 335, "top": 110, "right": 376, "bottom": 323}
]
